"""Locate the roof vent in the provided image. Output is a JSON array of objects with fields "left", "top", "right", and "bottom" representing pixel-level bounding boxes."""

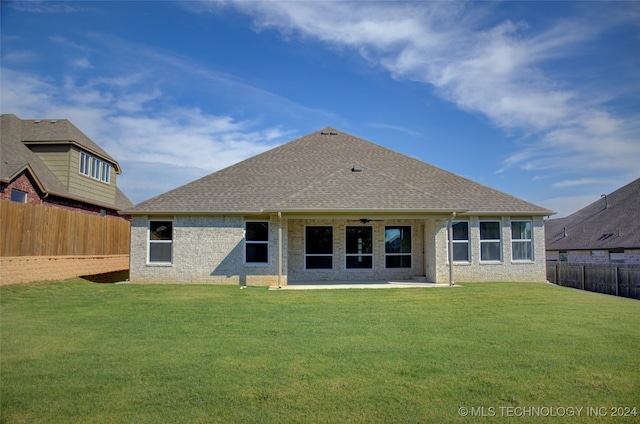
[
  {"left": 320, "top": 131, "right": 338, "bottom": 136},
  {"left": 50, "top": 120, "right": 57, "bottom": 124},
  {"left": 351, "top": 166, "right": 363, "bottom": 172}
]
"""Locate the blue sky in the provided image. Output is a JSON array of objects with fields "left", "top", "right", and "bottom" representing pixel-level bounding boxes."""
[{"left": 1, "top": 1, "right": 639, "bottom": 217}]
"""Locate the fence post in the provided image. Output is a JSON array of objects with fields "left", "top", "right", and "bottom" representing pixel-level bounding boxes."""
[
  {"left": 581, "top": 265, "right": 585, "bottom": 291},
  {"left": 615, "top": 266, "right": 619, "bottom": 297},
  {"left": 555, "top": 263, "right": 559, "bottom": 285}
]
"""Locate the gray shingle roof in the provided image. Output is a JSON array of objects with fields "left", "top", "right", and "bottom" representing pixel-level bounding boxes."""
[
  {"left": 1, "top": 114, "right": 132, "bottom": 211},
  {"left": 545, "top": 178, "right": 640, "bottom": 250},
  {"left": 126, "top": 128, "right": 553, "bottom": 216}
]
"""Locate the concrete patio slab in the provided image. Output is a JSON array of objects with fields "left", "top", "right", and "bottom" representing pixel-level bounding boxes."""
[{"left": 269, "top": 281, "right": 454, "bottom": 290}]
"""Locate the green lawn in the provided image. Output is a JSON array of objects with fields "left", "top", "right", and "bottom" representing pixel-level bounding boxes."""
[{"left": 1, "top": 280, "right": 639, "bottom": 423}]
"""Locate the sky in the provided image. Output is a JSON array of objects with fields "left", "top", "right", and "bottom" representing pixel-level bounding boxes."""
[{"left": 1, "top": 1, "right": 639, "bottom": 217}]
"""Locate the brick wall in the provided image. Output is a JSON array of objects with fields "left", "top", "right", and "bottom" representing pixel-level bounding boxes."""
[
  {"left": 0, "top": 174, "right": 42, "bottom": 205},
  {"left": 129, "top": 215, "right": 286, "bottom": 286},
  {"left": 129, "top": 214, "right": 548, "bottom": 285},
  {"left": 0, "top": 254, "right": 129, "bottom": 285},
  {"left": 437, "top": 216, "right": 548, "bottom": 283},
  {"left": 1, "top": 170, "right": 125, "bottom": 218}
]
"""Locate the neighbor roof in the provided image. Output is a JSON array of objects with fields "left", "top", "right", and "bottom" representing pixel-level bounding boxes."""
[
  {"left": 126, "top": 128, "right": 553, "bottom": 216},
  {"left": 1, "top": 114, "right": 132, "bottom": 211},
  {"left": 545, "top": 178, "right": 640, "bottom": 250}
]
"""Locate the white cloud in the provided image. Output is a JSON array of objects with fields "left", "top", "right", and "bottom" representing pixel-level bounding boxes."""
[
  {"left": 200, "top": 1, "right": 639, "bottom": 183},
  {"left": 0, "top": 67, "right": 287, "bottom": 203}
]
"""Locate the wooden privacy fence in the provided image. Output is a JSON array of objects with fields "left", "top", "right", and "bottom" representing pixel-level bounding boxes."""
[
  {"left": 546, "top": 261, "right": 640, "bottom": 300},
  {"left": 0, "top": 200, "right": 130, "bottom": 256}
]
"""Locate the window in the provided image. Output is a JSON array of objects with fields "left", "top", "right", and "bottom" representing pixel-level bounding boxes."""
[
  {"left": 101, "top": 162, "right": 111, "bottom": 183},
  {"left": 385, "top": 226, "right": 412, "bottom": 268},
  {"left": 79, "top": 152, "right": 90, "bottom": 176},
  {"left": 450, "top": 221, "right": 470, "bottom": 262},
  {"left": 610, "top": 250, "right": 625, "bottom": 263},
  {"left": 346, "top": 226, "right": 373, "bottom": 269},
  {"left": 305, "top": 226, "right": 333, "bottom": 269},
  {"left": 511, "top": 221, "right": 533, "bottom": 261},
  {"left": 480, "top": 221, "right": 501, "bottom": 262},
  {"left": 245, "top": 221, "right": 269, "bottom": 264},
  {"left": 148, "top": 221, "right": 173, "bottom": 264},
  {"left": 10, "top": 189, "right": 27, "bottom": 203},
  {"left": 91, "top": 158, "right": 101, "bottom": 179},
  {"left": 79, "top": 151, "right": 110, "bottom": 183}
]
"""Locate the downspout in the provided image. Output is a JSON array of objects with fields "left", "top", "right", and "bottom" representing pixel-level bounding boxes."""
[
  {"left": 278, "top": 212, "right": 283, "bottom": 289},
  {"left": 447, "top": 212, "right": 456, "bottom": 287}
]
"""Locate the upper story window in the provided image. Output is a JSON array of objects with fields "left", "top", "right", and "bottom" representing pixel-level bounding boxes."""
[{"left": 79, "top": 152, "right": 110, "bottom": 183}]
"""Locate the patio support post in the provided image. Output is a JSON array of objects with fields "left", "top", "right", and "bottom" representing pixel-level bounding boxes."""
[
  {"left": 278, "top": 212, "right": 283, "bottom": 289},
  {"left": 448, "top": 212, "right": 456, "bottom": 286}
]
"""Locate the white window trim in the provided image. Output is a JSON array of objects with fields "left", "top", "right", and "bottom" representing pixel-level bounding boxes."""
[
  {"left": 304, "top": 225, "right": 334, "bottom": 270},
  {"left": 147, "top": 220, "right": 173, "bottom": 265},
  {"left": 79, "top": 151, "right": 111, "bottom": 184},
  {"left": 479, "top": 220, "right": 502, "bottom": 263},
  {"left": 245, "top": 221, "right": 270, "bottom": 265},
  {"left": 384, "top": 225, "right": 413, "bottom": 269},
  {"left": 345, "top": 226, "right": 374, "bottom": 270},
  {"left": 511, "top": 220, "right": 534, "bottom": 262},
  {"left": 448, "top": 220, "right": 470, "bottom": 263}
]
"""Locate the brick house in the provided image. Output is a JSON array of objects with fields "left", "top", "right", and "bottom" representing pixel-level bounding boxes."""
[
  {"left": 546, "top": 178, "right": 640, "bottom": 265},
  {"left": 125, "top": 128, "right": 554, "bottom": 286},
  {"left": 1, "top": 114, "right": 133, "bottom": 216}
]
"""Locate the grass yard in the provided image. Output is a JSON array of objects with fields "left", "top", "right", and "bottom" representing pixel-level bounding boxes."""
[{"left": 1, "top": 280, "right": 639, "bottom": 423}]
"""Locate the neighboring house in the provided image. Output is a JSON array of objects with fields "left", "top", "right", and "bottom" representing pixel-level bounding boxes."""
[
  {"left": 1, "top": 114, "right": 133, "bottom": 216},
  {"left": 546, "top": 178, "right": 640, "bottom": 265},
  {"left": 125, "top": 128, "right": 554, "bottom": 286}
]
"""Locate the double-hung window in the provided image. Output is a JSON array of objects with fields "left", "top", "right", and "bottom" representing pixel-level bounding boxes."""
[
  {"left": 480, "top": 221, "right": 501, "bottom": 262},
  {"left": 346, "top": 226, "right": 373, "bottom": 269},
  {"left": 449, "top": 221, "right": 470, "bottom": 262},
  {"left": 385, "top": 226, "right": 412, "bottom": 268},
  {"left": 148, "top": 221, "right": 173, "bottom": 264},
  {"left": 245, "top": 221, "right": 269, "bottom": 264},
  {"left": 511, "top": 221, "right": 533, "bottom": 261},
  {"left": 305, "top": 226, "right": 333, "bottom": 269}
]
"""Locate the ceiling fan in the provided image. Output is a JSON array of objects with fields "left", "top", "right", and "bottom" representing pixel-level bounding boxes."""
[{"left": 354, "top": 218, "right": 384, "bottom": 224}]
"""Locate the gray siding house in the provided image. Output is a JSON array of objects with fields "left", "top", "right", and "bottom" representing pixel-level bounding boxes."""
[
  {"left": 125, "top": 128, "right": 553, "bottom": 286},
  {"left": 546, "top": 178, "right": 640, "bottom": 264}
]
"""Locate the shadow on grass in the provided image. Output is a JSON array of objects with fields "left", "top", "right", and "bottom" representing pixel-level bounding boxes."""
[{"left": 81, "top": 270, "right": 130, "bottom": 284}]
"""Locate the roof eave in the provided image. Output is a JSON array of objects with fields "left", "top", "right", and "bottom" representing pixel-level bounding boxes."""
[
  {"left": 463, "top": 210, "right": 556, "bottom": 217},
  {"left": 22, "top": 140, "right": 122, "bottom": 173}
]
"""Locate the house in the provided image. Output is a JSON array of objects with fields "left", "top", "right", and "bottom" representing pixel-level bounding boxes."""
[
  {"left": 125, "top": 128, "right": 554, "bottom": 286},
  {"left": 1, "top": 114, "right": 133, "bottom": 216},
  {"left": 546, "top": 178, "right": 640, "bottom": 265}
]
